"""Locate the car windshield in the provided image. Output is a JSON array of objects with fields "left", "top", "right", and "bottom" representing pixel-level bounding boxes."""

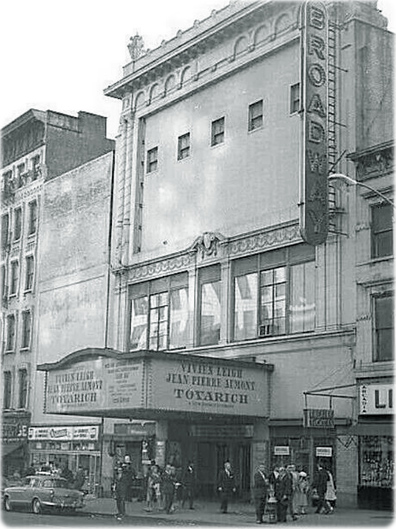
[{"left": 42, "top": 479, "right": 69, "bottom": 489}]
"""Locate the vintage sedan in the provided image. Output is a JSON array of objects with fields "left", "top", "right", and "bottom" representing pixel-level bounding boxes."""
[{"left": 3, "top": 475, "right": 85, "bottom": 514}]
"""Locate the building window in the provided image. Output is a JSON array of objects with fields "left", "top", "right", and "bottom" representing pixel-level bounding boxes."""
[
  {"left": 1, "top": 265, "right": 6, "bottom": 300},
  {"left": 177, "top": 133, "right": 190, "bottom": 160},
  {"left": 6, "top": 314, "right": 16, "bottom": 351},
  {"left": 13, "top": 207, "right": 22, "bottom": 241},
  {"left": 28, "top": 200, "right": 37, "bottom": 235},
  {"left": 374, "top": 294, "right": 394, "bottom": 362},
  {"left": 371, "top": 204, "right": 393, "bottom": 259},
  {"left": 21, "top": 311, "right": 32, "bottom": 349},
  {"left": 1, "top": 214, "right": 9, "bottom": 252},
  {"left": 129, "top": 273, "right": 189, "bottom": 351},
  {"left": 233, "top": 245, "right": 315, "bottom": 340},
  {"left": 248, "top": 100, "right": 263, "bottom": 131},
  {"left": 10, "top": 260, "right": 19, "bottom": 296},
  {"left": 18, "top": 369, "right": 28, "bottom": 409},
  {"left": 198, "top": 266, "right": 221, "bottom": 346},
  {"left": 147, "top": 147, "right": 158, "bottom": 173},
  {"left": 290, "top": 83, "right": 300, "bottom": 114},
  {"left": 17, "top": 163, "right": 25, "bottom": 187},
  {"left": 32, "top": 155, "right": 41, "bottom": 179},
  {"left": 211, "top": 117, "right": 225, "bottom": 146},
  {"left": 25, "top": 256, "right": 34, "bottom": 291},
  {"left": 3, "top": 371, "right": 12, "bottom": 409}
]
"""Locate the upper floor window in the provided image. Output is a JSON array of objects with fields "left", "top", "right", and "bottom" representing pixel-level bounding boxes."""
[
  {"left": 374, "top": 294, "right": 394, "bottom": 362},
  {"left": 25, "top": 255, "right": 34, "bottom": 291},
  {"left": 21, "top": 310, "right": 32, "bottom": 349},
  {"left": 147, "top": 147, "right": 158, "bottom": 173},
  {"left": 233, "top": 245, "right": 315, "bottom": 340},
  {"left": 18, "top": 369, "right": 28, "bottom": 409},
  {"left": 198, "top": 265, "right": 221, "bottom": 346},
  {"left": 3, "top": 371, "right": 12, "bottom": 409},
  {"left": 28, "top": 200, "right": 37, "bottom": 235},
  {"left": 32, "top": 155, "right": 41, "bottom": 180},
  {"left": 1, "top": 214, "right": 9, "bottom": 252},
  {"left": 6, "top": 314, "right": 16, "bottom": 351},
  {"left": 211, "top": 117, "right": 225, "bottom": 146},
  {"left": 371, "top": 204, "right": 393, "bottom": 258},
  {"left": 248, "top": 100, "right": 263, "bottom": 131},
  {"left": 290, "top": 83, "right": 300, "bottom": 114},
  {"left": 13, "top": 207, "right": 22, "bottom": 241},
  {"left": 177, "top": 133, "right": 190, "bottom": 160},
  {"left": 10, "top": 260, "right": 19, "bottom": 296},
  {"left": 129, "top": 273, "right": 189, "bottom": 351},
  {"left": 1, "top": 265, "right": 6, "bottom": 300}
]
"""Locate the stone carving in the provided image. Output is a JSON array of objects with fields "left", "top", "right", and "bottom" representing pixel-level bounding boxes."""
[
  {"left": 127, "top": 34, "right": 146, "bottom": 61},
  {"left": 190, "top": 231, "right": 225, "bottom": 258}
]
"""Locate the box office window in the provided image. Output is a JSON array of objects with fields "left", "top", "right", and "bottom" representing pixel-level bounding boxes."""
[
  {"left": 372, "top": 204, "right": 393, "bottom": 259},
  {"left": 374, "top": 294, "right": 394, "bottom": 362},
  {"left": 232, "top": 245, "right": 315, "bottom": 340},
  {"left": 198, "top": 265, "right": 221, "bottom": 346},
  {"left": 129, "top": 273, "right": 189, "bottom": 351}
]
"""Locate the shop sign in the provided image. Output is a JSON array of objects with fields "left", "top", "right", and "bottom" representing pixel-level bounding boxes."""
[
  {"left": 274, "top": 446, "right": 290, "bottom": 456},
  {"left": 42, "top": 352, "right": 271, "bottom": 418},
  {"left": 316, "top": 447, "right": 332, "bottom": 457},
  {"left": 2, "top": 416, "right": 30, "bottom": 442},
  {"left": 28, "top": 425, "right": 99, "bottom": 441},
  {"left": 189, "top": 424, "right": 254, "bottom": 438},
  {"left": 300, "top": 0, "right": 329, "bottom": 245},
  {"left": 303, "top": 408, "right": 334, "bottom": 428},
  {"left": 359, "top": 384, "right": 393, "bottom": 415}
]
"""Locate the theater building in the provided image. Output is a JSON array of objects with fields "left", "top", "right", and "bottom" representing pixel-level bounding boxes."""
[{"left": 37, "top": 0, "right": 393, "bottom": 507}]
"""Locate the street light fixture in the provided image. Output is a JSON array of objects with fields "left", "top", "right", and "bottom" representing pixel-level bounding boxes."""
[{"left": 328, "top": 173, "right": 394, "bottom": 209}]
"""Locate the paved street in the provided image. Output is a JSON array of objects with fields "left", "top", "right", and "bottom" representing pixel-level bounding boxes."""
[{"left": 2, "top": 497, "right": 394, "bottom": 527}]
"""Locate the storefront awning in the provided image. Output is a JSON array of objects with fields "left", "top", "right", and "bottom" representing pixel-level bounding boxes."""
[
  {"left": 2, "top": 441, "right": 26, "bottom": 457},
  {"left": 37, "top": 348, "right": 274, "bottom": 421}
]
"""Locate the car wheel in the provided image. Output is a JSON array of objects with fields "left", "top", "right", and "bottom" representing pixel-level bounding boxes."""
[
  {"left": 4, "top": 496, "right": 12, "bottom": 512},
  {"left": 32, "top": 498, "right": 42, "bottom": 514}
]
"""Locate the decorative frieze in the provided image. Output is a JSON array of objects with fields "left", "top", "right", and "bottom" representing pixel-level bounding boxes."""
[
  {"left": 229, "top": 224, "right": 301, "bottom": 257},
  {"left": 128, "top": 254, "right": 194, "bottom": 283}
]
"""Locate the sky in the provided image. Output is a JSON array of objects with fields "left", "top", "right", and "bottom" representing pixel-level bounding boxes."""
[{"left": 0, "top": 0, "right": 394, "bottom": 140}]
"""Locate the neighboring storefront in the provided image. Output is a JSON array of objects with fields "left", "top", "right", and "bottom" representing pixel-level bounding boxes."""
[
  {"left": 356, "top": 380, "right": 394, "bottom": 510},
  {"left": 28, "top": 424, "right": 101, "bottom": 494},
  {"left": 2, "top": 412, "right": 30, "bottom": 477}
]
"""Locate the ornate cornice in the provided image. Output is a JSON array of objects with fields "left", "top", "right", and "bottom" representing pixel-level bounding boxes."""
[
  {"left": 348, "top": 143, "right": 394, "bottom": 181},
  {"left": 229, "top": 223, "right": 301, "bottom": 257},
  {"left": 128, "top": 254, "right": 194, "bottom": 283}
]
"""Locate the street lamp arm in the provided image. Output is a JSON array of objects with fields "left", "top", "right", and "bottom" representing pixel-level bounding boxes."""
[{"left": 328, "top": 173, "right": 394, "bottom": 208}]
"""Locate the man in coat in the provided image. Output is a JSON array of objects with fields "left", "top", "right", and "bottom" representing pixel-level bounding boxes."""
[
  {"left": 114, "top": 465, "right": 130, "bottom": 520},
  {"left": 274, "top": 466, "right": 293, "bottom": 522},
  {"left": 217, "top": 461, "right": 236, "bottom": 514},
  {"left": 253, "top": 463, "right": 268, "bottom": 524},
  {"left": 161, "top": 464, "right": 176, "bottom": 514},
  {"left": 312, "top": 463, "right": 331, "bottom": 514},
  {"left": 182, "top": 462, "right": 196, "bottom": 509}
]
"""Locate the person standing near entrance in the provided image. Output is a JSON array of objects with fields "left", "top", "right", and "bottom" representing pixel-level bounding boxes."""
[
  {"left": 253, "top": 463, "right": 268, "bottom": 524},
  {"left": 274, "top": 466, "right": 293, "bottom": 522},
  {"left": 113, "top": 464, "right": 129, "bottom": 520},
  {"left": 217, "top": 461, "right": 236, "bottom": 514},
  {"left": 182, "top": 462, "right": 196, "bottom": 509},
  {"left": 162, "top": 464, "right": 176, "bottom": 514},
  {"left": 312, "top": 463, "right": 331, "bottom": 514}
]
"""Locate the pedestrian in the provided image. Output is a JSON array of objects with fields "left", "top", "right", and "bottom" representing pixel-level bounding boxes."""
[
  {"left": 146, "top": 464, "right": 162, "bottom": 511},
  {"left": 217, "top": 461, "right": 236, "bottom": 514},
  {"left": 286, "top": 464, "right": 299, "bottom": 520},
  {"left": 122, "top": 455, "right": 136, "bottom": 501},
  {"left": 294, "top": 471, "right": 309, "bottom": 515},
  {"left": 60, "top": 463, "right": 74, "bottom": 486},
  {"left": 325, "top": 469, "right": 336, "bottom": 512},
  {"left": 312, "top": 463, "right": 331, "bottom": 514},
  {"left": 74, "top": 466, "right": 86, "bottom": 491},
  {"left": 113, "top": 464, "right": 129, "bottom": 520},
  {"left": 161, "top": 464, "right": 176, "bottom": 514},
  {"left": 274, "top": 466, "right": 293, "bottom": 523},
  {"left": 268, "top": 466, "right": 279, "bottom": 495},
  {"left": 24, "top": 464, "right": 36, "bottom": 477},
  {"left": 182, "top": 461, "right": 196, "bottom": 509},
  {"left": 253, "top": 463, "right": 268, "bottom": 524}
]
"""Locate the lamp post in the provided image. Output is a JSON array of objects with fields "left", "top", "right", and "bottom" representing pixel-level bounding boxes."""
[{"left": 328, "top": 173, "right": 394, "bottom": 209}]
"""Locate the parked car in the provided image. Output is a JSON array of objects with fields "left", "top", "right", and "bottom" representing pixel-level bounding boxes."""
[{"left": 3, "top": 475, "right": 85, "bottom": 514}]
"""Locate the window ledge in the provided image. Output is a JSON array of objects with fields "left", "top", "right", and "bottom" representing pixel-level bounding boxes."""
[
  {"left": 20, "top": 347, "right": 30, "bottom": 352},
  {"left": 357, "top": 256, "right": 393, "bottom": 267}
]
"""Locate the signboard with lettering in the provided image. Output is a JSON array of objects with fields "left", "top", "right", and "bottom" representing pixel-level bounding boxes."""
[
  {"left": 303, "top": 408, "right": 334, "bottom": 428},
  {"left": 40, "top": 350, "right": 272, "bottom": 418},
  {"left": 316, "top": 447, "right": 332, "bottom": 457},
  {"left": 2, "top": 415, "right": 30, "bottom": 443},
  {"left": 274, "top": 446, "right": 290, "bottom": 456},
  {"left": 359, "top": 384, "right": 393, "bottom": 415},
  {"left": 300, "top": 0, "right": 329, "bottom": 245},
  {"left": 28, "top": 425, "right": 99, "bottom": 441}
]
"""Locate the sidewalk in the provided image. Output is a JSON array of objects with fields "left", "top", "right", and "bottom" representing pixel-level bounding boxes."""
[{"left": 81, "top": 496, "right": 394, "bottom": 526}]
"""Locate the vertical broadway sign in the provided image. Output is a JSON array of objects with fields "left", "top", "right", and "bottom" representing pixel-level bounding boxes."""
[{"left": 300, "top": 1, "right": 329, "bottom": 246}]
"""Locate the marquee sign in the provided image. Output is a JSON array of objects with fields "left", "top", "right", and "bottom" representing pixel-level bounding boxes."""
[
  {"left": 303, "top": 408, "right": 334, "bottom": 428},
  {"left": 28, "top": 425, "right": 99, "bottom": 441},
  {"left": 300, "top": 0, "right": 329, "bottom": 245},
  {"left": 39, "top": 349, "right": 273, "bottom": 419},
  {"left": 359, "top": 383, "right": 393, "bottom": 415}
]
